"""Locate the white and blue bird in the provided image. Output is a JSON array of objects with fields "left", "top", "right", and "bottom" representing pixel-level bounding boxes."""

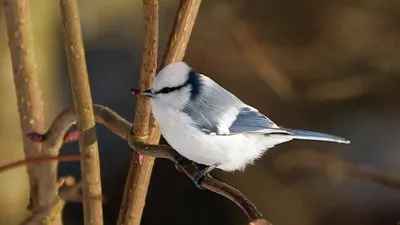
[{"left": 138, "top": 61, "right": 350, "bottom": 187}]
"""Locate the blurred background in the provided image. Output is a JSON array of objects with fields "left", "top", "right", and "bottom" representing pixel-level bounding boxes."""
[{"left": 1, "top": 0, "right": 400, "bottom": 224}]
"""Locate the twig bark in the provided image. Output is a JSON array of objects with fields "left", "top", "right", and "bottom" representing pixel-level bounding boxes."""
[
  {"left": 20, "top": 177, "right": 83, "bottom": 225},
  {"left": 159, "top": 0, "right": 202, "bottom": 67},
  {"left": 118, "top": 0, "right": 202, "bottom": 224},
  {"left": 116, "top": 0, "right": 158, "bottom": 224},
  {"left": 59, "top": 0, "right": 103, "bottom": 224},
  {"left": 3, "top": 0, "right": 45, "bottom": 211},
  {"left": 148, "top": 0, "right": 202, "bottom": 140},
  {"left": 26, "top": 105, "right": 266, "bottom": 223}
]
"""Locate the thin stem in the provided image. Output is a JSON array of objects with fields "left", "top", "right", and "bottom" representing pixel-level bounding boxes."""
[
  {"left": 59, "top": 0, "right": 103, "bottom": 224},
  {"left": 116, "top": 0, "right": 159, "bottom": 224},
  {"left": 0, "top": 154, "right": 80, "bottom": 174},
  {"left": 3, "top": 0, "right": 45, "bottom": 211}
]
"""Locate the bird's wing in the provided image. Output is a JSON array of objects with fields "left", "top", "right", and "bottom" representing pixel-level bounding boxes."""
[{"left": 200, "top": 106, "right": 290, "bottom": 136}]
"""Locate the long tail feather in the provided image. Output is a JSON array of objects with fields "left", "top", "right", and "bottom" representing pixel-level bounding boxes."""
[{"left": 281, "top": 128, "right": 350, "bottom": 144}]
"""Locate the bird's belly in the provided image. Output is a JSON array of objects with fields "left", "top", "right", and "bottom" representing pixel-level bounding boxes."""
[
  {"left": 161, "top": 122, "right": 229, "bottom": 166},
  {"left": 156, "top": 112, "right": 270, "bottom": 171}
]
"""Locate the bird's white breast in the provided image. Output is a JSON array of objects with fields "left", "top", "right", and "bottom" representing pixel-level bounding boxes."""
[{"left": 151, "top": 102, "right": 292, "bottom": 171}]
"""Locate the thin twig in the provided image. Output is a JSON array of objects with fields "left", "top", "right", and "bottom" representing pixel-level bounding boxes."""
[
  {"left": 0, "top": 154, "right": 80, "bottom": 174},
  {"left": 148, "top": 0, "right": 203, "bottom": 137},
  {"left": 20, "top": 177, "right": 82, "bottom": 225},
  {"left": 3, "top": 0, "right": 45, "bottom": 211},
  {"left": 59, "top": 0, "right": 103, "bottom": 224},
  {"left": 126, "top": 141, "right": 264, "bottom": 221},
  {"left": 159, "top": 0, "right": 202, "bottom": 67},
  {"left": 116, "top": 0, "right": 158, "bottom": 224},
  {"left": 26, "top": 105, "right": 265, "bottom": 223},
  {"left": 118, "top": 0, "right": 202, "bottom": 224},
  {"left": 249, "top": 219, "right": 272, "bottom": 225}
]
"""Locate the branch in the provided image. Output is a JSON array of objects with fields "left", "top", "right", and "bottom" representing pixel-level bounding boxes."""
[
  {"left": 126, "top": 140, "right": 264, "bottom": 222},
  {"left": 3, "top": 0, "right": 45, "bottom": 211},
  {"left": 159, "top": 0, "right": 202, "bottom": 67},
  {"left": 27, "top": 105, "right": 266, "bottom": 223},
  {"left": 117, "top": 0, "right": 158, "bottom": 224},
  {"left": 59, "top": 0, "right": 103, "bottom": 224},
  {"left": 118, "top": 0, "right": 202, "bottom": 224},
  {"left": 20, "top": 176, "right": 84, "bottom": 225},
  {"left": 0, "top": 154, "right": 80, "bottom": 174},
  {"left": 148, "top": 0, "right": 202, "bottom": 141}
]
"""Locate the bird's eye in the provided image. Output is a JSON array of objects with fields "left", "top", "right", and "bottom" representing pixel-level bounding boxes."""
[{"left": 158, "top": 87, "right": 174, "bottom": 94}]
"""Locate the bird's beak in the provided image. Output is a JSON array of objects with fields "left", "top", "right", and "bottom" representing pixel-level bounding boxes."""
[{"left": 141, "top": 89, "right": 155, "bottom": 98}]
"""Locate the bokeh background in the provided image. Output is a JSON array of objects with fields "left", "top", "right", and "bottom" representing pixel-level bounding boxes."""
[{"left": 1, "top": 0, "right": 400, "bottom": 224}]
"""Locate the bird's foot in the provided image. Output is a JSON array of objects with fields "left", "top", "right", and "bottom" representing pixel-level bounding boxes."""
[
  {"left": 173, "top": 155, "right": 188, "bottom": 172},
  {"left": 192, "top": 162, "right": 221, "bottom": 189},
  {"left": 192, "top": 169, "right": 209, "bottom": 189}
]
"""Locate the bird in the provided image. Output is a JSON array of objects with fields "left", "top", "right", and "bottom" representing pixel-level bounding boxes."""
[{"left": 133, "top": 61, "right": 350, "bottom": 188}]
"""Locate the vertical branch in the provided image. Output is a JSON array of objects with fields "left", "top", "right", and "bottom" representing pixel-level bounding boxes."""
[
  {"left": 159, "top": 0, "right": 202, "bottom": 67},
  {"left": 117, "top": 0, "right": 202, "bottom": 224},
  {"left": 116, "top": 1, "right": 158, "bottom": 225},
  {"left": 3, "top": 0, "right": 45, "bottom": 211},
  {"left": 59, "top": 0, "right": 103, "bottom": 225},
  {"left": 148, "top": 0, "right": 202, "bottom": 139}
]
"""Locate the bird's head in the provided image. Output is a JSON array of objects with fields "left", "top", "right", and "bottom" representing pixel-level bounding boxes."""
[{"left": 138, "top": 61, "right": 203, "bottom": 110}]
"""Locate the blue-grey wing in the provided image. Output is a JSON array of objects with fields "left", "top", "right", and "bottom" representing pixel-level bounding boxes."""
[{"left": 226, "top": 107, "right": 280, "bottom": 134}]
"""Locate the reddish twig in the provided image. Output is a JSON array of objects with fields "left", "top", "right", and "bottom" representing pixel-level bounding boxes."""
[{"left": 0, "top": 154, "right": 80, "bottom": 174}]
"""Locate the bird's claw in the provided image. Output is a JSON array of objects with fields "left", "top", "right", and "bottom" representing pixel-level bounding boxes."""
[
  {"left": 192, "top": 162, "right": 220, "bottom": 189},
  {"left": 192, "top": 169, "right": 210, "bottom": 189},
  {"left": 173, "top": 155, "right": 187, "bottom": 172}
]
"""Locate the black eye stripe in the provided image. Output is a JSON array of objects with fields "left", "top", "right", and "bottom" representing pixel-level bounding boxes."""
[
  {"left": 154, "top": 68, "right": 201, "bottom": 96},
  {"left": 155, "top": 84, "right": 184, "bottom": 94}
]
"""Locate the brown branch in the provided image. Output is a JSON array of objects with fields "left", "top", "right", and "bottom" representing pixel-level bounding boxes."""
[
  {"left": 118, "top": 0, "right": 202, "bottom": 224},
  {"left": 3, "top": 0, "right": 45, "bottom": 211},
  {"left": 20, "top": 177, "right": 82, "bottom": 225},
  {"left": 159, "top": 0, "right": 202, "bottom": 67},
  {"left": 249, "top": 219, "right": 272, "bottom": 225},
  {"left": 147, "top": 0, "right": 202, "bottom": 142},
  {"left": 126, "top": 141, "right": 264, "bottom": 222},
  {"left": 59, "top": 0, "right": 103, "bottom": 224},
  {"left": 0, "top": 154, "right": 80, "bottom": 174},
  {"left": 116, "top": 0, "right": 158, "bottom": 224},
  {"left": 27, "top": 105, "right": 266, "bottom": 223}
]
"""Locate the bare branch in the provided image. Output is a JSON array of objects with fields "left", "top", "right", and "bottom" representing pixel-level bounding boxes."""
[
  {"left": 20, "top": 176, "right": 83, "bottom": 225},
  {"left": 27, "top": 105, "right": 266, "bottom": 223},
  {"left": 0, "top": 154, "right": 80, "bottom": 174},
  {"left": 3, "top": 0, "right": 45, "bottom": 211},
  {"left": 126, "top": 140, "right": 264, "bottom": 221},
  {"left": 118, "top": 0, "right": 202, "bottom": 224},
  {"left": 148, "top": 0, "right": 203, "bottom": 142},
  {"left": 116, "top": 0, "right": 159, "bottom": 224},
  {"left": 59, "top": 0, "right": 103, "bottom": 224},
  {"left": 249, "top": 219, "right": 272, "bottom": 225},
  {"left": 159, "top": 0, "right": 202, "bottom": 67}
]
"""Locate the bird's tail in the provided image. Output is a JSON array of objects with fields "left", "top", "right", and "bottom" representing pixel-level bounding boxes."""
[{"left": 273, "top": 128, "right": 350, "bottom": 144}]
